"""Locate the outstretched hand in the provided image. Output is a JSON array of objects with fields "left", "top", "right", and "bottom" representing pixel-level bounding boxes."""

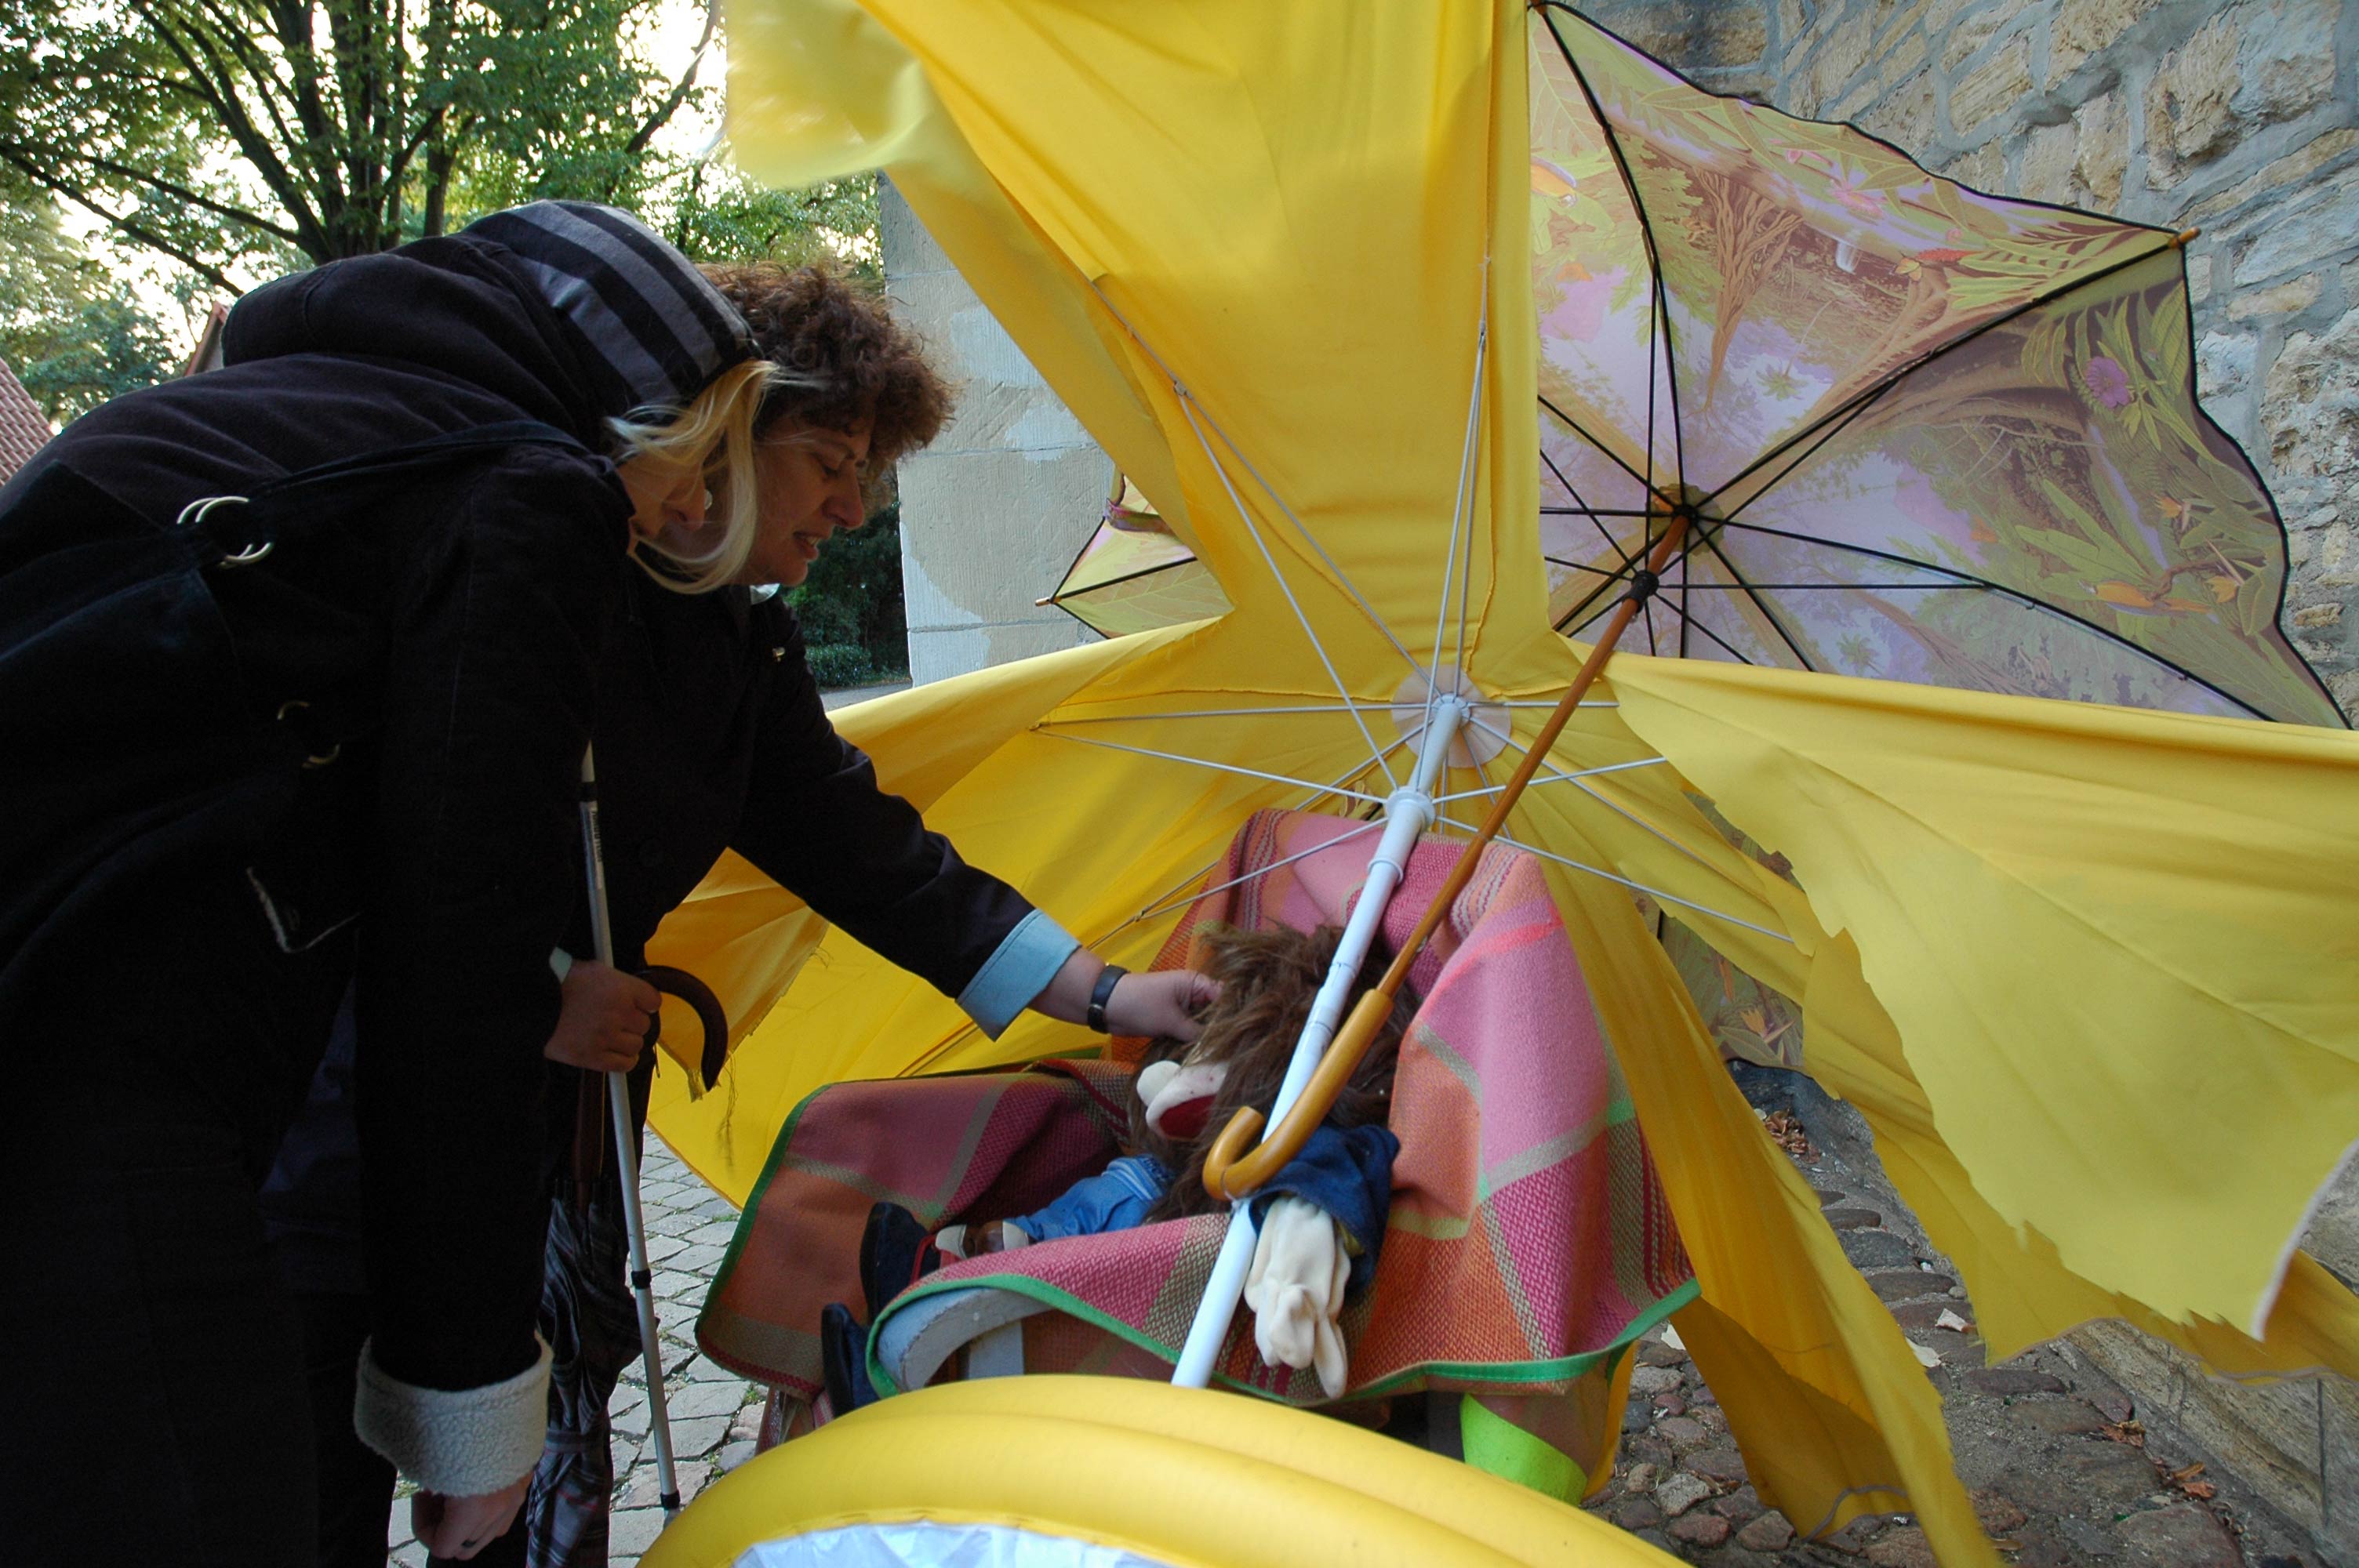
[
  {"left": 1033, "top": 949, "right": 1220, "bottom": 1040},
  {"left": 1105, "top": 966, "right": 1220, "bottom": 1042}
]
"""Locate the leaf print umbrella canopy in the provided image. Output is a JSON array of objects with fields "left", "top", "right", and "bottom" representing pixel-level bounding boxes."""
[{"left": 653, "top": 3, "right": 2359, "bottom": 1561}]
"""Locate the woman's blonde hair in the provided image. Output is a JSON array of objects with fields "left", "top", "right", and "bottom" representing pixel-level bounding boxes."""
[{"left": 606, "top": 358, "right": 794, "bottom": 594}]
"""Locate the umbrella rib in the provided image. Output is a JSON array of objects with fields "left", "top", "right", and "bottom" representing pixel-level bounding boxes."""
[
  {"left": 1698, "top": 517, "right": 2275, "bottom": 717},
  {"left": 1116, "top": 738, "right": 1416, "bottom": 927},
  {"left": 1698, "top": 236, "right": 2183, "bottom": 517},
  {"left": 1463, "top": 714, "right": 1716, "bottom": 870},
  {"left": 1430, "top": 286, "right": 1491, "bottom": 730},
  {"left": 1686, "top": 523, "right": 1819, "bottom": 671},
  {"left": 1540, "top": 394, "right": 1655, "bottom": 502},
  {"left": 1038, "top": 729, "right": 1389, "bottom": 805},
  {"left": 1126, "top": 819, "right": 1387, "bottom": 927},
  {"left": 1648, "top": 587, "right": 1762, "bottom": 666},
  {"left": 1038, "top": 702, "right": 1405, "bottom": 725},
  {"left": 1544, "top": 6, "right": 1688, "bottom": 495},
  {"left": 1552, "top": 515, "right": 1674, "bottom": 634},
  {"left": 1084, "top": 279, "right": 1427, "bottom": 690},
  {"left": 1539, "top": 442, "right": 1641, "bottom": 570},
  {"left": 1438, "top": 814, "right": 1794, "bottom": 942},
  {"left": 1436, "top": 753, "right": 1670, "bottom": 804},
  {"left": 1171, "top": 394, "right": 1401, "bottom": 787}
]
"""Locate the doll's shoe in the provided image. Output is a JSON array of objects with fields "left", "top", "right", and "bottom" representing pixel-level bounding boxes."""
[
  {"left": 820, "top": 1301, "right": 880, "bottom": 1415},
  {"left": 860, "top": 1200, "right": 944, "bottom": 1316}
]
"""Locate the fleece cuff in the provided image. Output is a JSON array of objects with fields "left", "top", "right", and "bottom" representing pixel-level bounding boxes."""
[{"left": 354, "top": 1337, "right": 552, "bottom": 1497}]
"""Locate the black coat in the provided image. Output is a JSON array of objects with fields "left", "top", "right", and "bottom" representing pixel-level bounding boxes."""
[{"left": 0, "top": 237, "right": 1034, "bottom": 1399}]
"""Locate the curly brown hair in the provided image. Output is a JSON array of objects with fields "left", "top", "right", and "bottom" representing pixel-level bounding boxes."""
[
  {"left": 700, "top": 260, "right": 954, "bottom": 474},
  {"left": 1135, "top": 922, "right": 1406, "bottom": 1222}
]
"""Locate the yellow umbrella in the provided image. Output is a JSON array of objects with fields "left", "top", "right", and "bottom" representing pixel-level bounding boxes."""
[{"left": 649, "top": 3, "right": 2359, "bottom": 1560}]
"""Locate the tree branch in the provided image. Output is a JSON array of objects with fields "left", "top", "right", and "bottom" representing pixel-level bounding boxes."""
[
  {"left": 623, "top": 0, "right": 718, "bottom": 155},
  {"left": 0, "top": 150, "right": 242, "bottom": 294}
]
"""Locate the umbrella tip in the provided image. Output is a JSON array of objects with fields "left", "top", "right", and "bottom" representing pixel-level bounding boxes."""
[{"left": 2172, "top": 227, "right": 2201, "bottom": 248}]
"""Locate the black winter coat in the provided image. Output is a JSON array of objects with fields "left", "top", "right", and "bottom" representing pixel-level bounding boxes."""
[{"left": 0, "top": 236, "right": 1034, "bottom": 1399}]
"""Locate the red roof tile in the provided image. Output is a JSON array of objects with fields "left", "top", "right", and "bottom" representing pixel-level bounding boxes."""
[{"left": 0, "top": 357, "right": 53, "bottom": 483}]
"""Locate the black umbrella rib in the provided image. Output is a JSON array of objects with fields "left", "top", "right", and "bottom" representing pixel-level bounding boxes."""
[
  {"left": 1653, "top": 593, "right": 1761, "bottom": 665},
  {"left": 1543, "top": 5, "right": 1688, "bottom": 494},
  {"left": 1540, "top": 393, "right": 1655, "bottom": 501},
  {"left": 1687, "top": 523, "right": 1819, "bottom": 670},
  {"left": 1539, "top": 437, "right": 1639, "bottom": 568},
  {"left": 1700, "top": 514, "right": 2274, "bottom": 720},
  {"left": 1700, "top": 237, "right": 2181, "bottom": 517}
]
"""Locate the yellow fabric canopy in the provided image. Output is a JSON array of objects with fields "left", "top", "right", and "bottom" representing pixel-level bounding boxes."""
[{"left": 658, "top": 3, "right": 2359, "bottom": 1559}]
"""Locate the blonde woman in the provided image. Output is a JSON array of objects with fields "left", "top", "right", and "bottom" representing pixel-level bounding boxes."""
[{"left": 0, "top": 204, "right": 1206, "bottom": 1567}]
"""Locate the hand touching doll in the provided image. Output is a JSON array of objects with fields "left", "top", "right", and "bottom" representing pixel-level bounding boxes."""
[{"left": 841, "top": 923, "right": 1407, "bottom": 1405}]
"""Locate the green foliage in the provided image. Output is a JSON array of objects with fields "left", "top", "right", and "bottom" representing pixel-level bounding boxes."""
[
  {"left": 0, "top": 181, "right": 176, "bottom": 423},
  {"left": 790, "top": 503, "right": 907, "bottom": 688}
]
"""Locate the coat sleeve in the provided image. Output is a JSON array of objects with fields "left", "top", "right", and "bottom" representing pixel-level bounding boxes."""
[
  {"left": 728, "top": 603, "right": 1074, "bottom": 1036},
  {"left": 352, "top": 448, "right": 624, "bottom": 1409}
]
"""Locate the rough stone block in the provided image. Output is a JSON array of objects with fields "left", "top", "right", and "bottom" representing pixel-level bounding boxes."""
[
  {"left": 1736, "top": 1510, "right": 1797, "bottom": 1550},
  {"left": 2235, "top": 170, "right": 2359, "bottom": 285},
  {"left": 1669, "top": 1511, "right": 1733, "bottom": 1547},
  {"left": 1656, "top": 1414, "right": 1709, "bottom": 1448},
  {"left": 1630, "top": 1363, "right": 1685, "bottom": 1396},
  {"left": 1859, "top": 68, "right": 1936, "bottom": 154},
  {"left": 1943, "top": 139, "right": 2008, "bottom": 192},
  {"left": 1949, "top": 34, "right": 2032, "bottom": 140},
  {"left": 2238, "top": 0, "right": 2340, "bottom": 128},
  {"left": 2074, "top": 89, "right": 2128, "bottom": 206},
  {"left": 2262, "top": 307, "right": 2359, "bottom": 478},
  {"left": 2114, "top": 1501, "right": 2241, "bottom": 1567},
  {"left": 2019, "top": 120, "right": 2080, "bottom": 205},
  {"left": 1842, "top": 1227, "right": 1922, "bottom": 1269},
  {"left": 1656, "top": 1471, "right": 1714, "bottom": 1515},
  {"left": 1941, "top": 0, "right": 2033, "bottom": 73},
  {"left": 2048, "top": 0, "right": 2168, "bottom": 83},
  {"left": 1864, "top": 1525, "right": 1939, "bottom": 1567},
  {"left": 2143, "top": 13, "right": 2242, "bottom": 182},
  {"left": 1814, "top": 17, "right": 1877, "bottom": 105},
  {"left": 1997, "top": 1439, "right": 2158, "bottom": 1517},
  {"left": 2190, "top": 128, "right": 2359, "bottom": 225},
  {"left": 1687, "top": 1445, "right": 1750, "bottom": 1483},
  {"left": 1965, "top": 1365, "right": 2068, "bottom": 1396}
]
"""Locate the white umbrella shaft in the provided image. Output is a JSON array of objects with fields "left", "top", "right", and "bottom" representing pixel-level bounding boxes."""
[{"left": 580, "top": 747, "right": 682, "bottom": 1513}]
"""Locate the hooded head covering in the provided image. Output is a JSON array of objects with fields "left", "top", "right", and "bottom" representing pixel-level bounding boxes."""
[{"left": 460, "top": 201, "right": 757, "bottom": 419}]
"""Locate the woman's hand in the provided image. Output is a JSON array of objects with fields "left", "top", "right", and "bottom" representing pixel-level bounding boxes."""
[
  {"left": 1034, "top": 949, "right": 1219, "bottom": 1041},
  {"left": 413, "top": 1477, "right": 529, "bottom": 1561},
  {"left": 542, "top": 959, "right": 660, "bottom": 1073}
]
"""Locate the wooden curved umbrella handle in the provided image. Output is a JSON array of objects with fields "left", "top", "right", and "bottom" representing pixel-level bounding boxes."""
[{"left": 638, "top": 964, "right": 730, "bottom": 1091}]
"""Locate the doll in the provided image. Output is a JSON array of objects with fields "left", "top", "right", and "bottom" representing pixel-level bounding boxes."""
[{"left": 829, "top": 922, "right": 1407, "bottom": 1407}]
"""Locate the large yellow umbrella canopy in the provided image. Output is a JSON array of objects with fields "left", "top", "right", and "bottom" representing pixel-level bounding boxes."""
[{"left": 652, "top": 3, "right": 2359, "bottom": 1560}]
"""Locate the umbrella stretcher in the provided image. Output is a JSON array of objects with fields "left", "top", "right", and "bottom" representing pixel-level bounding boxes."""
[{"left": 635, "top": 2, "right": 2359, "bottom": 1565}]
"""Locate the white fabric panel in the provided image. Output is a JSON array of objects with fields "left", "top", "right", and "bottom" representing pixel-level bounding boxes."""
[{"left": 736, "top": 1522, "right": 1181, "bottom": 1568}]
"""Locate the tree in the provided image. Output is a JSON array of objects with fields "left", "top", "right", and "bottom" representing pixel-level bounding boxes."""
[
  {"left": 0, "top": 0, "right": 729, "bottom": 291},
  {"left": 0, "top": 180, "right": 177, "bottom": 423}
]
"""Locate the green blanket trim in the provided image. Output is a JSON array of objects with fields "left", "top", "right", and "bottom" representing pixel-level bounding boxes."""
[{"left": 867, "top": 1266, "right": 1699, "bottom": 1402}]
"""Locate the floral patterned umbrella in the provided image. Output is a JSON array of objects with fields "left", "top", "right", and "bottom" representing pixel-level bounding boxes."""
[{"left": 1527, "top": 3, "right": 2339, "bottom": 726}]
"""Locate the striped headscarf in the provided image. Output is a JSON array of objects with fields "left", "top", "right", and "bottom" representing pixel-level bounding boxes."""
[{"left": 463, "top": 201, "right": 756, "bottom": 419}]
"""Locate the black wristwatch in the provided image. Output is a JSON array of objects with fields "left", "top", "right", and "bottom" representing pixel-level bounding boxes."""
[{"left": 1087, "top": 964, "right": 1129, "bottom": 1033}]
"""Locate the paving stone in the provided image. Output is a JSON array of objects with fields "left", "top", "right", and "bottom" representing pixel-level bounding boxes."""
[
  {"left": 1736, "top": 1511, "right": 1795, "bottom": 1551},
  {"left": 1813, "top": 1188, "right": 1846, "bottom": 1206},
  {"left": 1970, "top": 1486, "right": 2028, "bottom": 1533},
  {"left": 1841, "top": 1230, "right": 1921, "bottom": 1270},
  {"left": 1656, "top": 1472, "right": 1713, "bottom": 1516},
  {"left": 1653, "top": 1392, "right": 1687, "bottom": 1417},
  {"left": 1629, "top": 1363, "right": 1684, "bottom": 1396},
  {"left": 691, "top": 1196, "right": 738, "bottom": 1221},
  {"left": 1655, "top": 1415, "right": 1707, "bottom": 1449},
  {"left": 611, "top": 1398, "right": 652, "bottom": 1438},
  {"left": 1668, "top": 1511, "right": 1732, "bottom": 1547},
  {"left": 1685, "top": 1445, "right": 1747, "bottom": 1484},
  {"left": 1685, "top": 1381, "right": 1717, "bottom": 1408},
  {"left": 1866, "top": 1268, "right": 1955, "bottom": 1301},
  {"left": 2005, "top": 1399, "right": 2108, "bottom": 1438},
  {"left": 1863, "top": 1525, "right": 1938, "bottom": 1567},
  {"left": 1997, "top": 1440, "right": 2157, "bottom": 1517},
  {"left": 671, "top": 1242, "right": 729, "bottom": 1275},
  {"left": 665, "top": 1381, "right": 748, "bottom": 1422},
  {"left": 1636, "top": 1339, "right": 1689, "bottom": 1368},
  {"left": 685, "top": 1353, "right": 743, "bottom": 1382},
  {"left": 1966, "top": 1366, "right": 2066, "bottom": 1397},
  {"left": 1618, "top": 1461, "right": 1660, "bottom": 1497},
  {"left": 1889, "top": 1298, "right": 1964, "bottom": 1332},
  {"left": 1620, "top": 1398, "right": 1651, "bottom": 1434},
  {"left": 642, "top": 1234, "right": 688, "bottom": 1264},
  {"left": 1820, "top": 1206, "right": 1882, "bottom": 1230},
  {"left": 1612, "top": 1497, "right": 1665, "bottom": 1530},
  {"left": 2114, "top": 1503, "right": 2237, "bottom": 1568},
  {"left": 619, "top": 1458, "right": 712, "bottom": 1512},
  {"left": 665, "top": 1414, "right": 732, "bottom": 1458},
  {"left": 729, "top": 1401, "right": 765, "bottom": 1442},
  {"left": 609, "top": 1507, "right": 669, "bottom": 1557},
  {"left": 1631, "top": 1527, "right": 1677, "bottom": 1553},
  {"left": 716, "top": 1439, "right": 758, "bottom": 1473},
  {"left": 1708, "top": 1484, "right": 1762, "bottom": 1523},
  {"left": 686, "top": 1218, "right": 740, "bottom": 1249}
]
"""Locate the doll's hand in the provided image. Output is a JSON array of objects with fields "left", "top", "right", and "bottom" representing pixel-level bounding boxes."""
[
  {"left": 1104, "top": 967, "right": 1219, "bottom": 1042},
  {"left": 1244, "top": 1197, "right": 1351, "bottom": 1399},
  {"left": 542, "top": 960, "right": 660, "bottom": 1073}
]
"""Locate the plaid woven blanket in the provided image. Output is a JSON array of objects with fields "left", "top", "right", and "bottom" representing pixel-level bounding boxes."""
[{"left": 698, "top": 809, "right": 1692, "bottom": 1423}]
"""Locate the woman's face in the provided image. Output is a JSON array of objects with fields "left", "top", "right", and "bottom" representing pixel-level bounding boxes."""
[{"left": 733, "top": 419, "right": 874, "bottom": 587}]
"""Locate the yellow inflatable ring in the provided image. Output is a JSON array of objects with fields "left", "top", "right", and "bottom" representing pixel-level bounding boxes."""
[{"left": 642, "top": 1376, "right": 1674, "bottom": 1567}]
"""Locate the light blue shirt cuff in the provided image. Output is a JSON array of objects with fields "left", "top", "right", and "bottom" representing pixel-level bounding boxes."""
[
  {"left": 956, "top": 909, "right": 1081, "bottom": 1040},
  {"left": 550, "top": 949, "right": 574, "bottom": 981}
]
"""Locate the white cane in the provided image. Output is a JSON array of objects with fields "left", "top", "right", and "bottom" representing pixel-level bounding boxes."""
[{"left": 578, "top": 744, "right": 683, "bottom": 1515}]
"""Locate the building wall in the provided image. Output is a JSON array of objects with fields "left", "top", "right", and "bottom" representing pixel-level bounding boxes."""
[
  {"left": 879, "top": 180, "right": 1104, "bottom": 685},
  {"left": 1583, "top": 0, "right": 2359, "bottom": 714}
]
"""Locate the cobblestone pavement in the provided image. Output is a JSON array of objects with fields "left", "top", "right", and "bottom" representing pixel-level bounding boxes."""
[
  {"left": 387, "top": 1137, "right": 762, "bottom": 1566},
  {"left": 394, "top": 1072, "right": 2332, "bottom": 1567},
  {"left": 1578, "top": 1065, "right": 2324, "bottom": 1568}
]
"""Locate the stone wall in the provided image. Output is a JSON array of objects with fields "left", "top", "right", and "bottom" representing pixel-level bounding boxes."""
[
  {"left": 879, "top": 180, "right": 1104, "bottom": 684},
  {"left": 1581, "top": 0, "right": 2359, "bottom": 716}
]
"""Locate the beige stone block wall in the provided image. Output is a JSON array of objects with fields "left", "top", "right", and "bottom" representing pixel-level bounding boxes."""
[
  {"left": 1583, "top": 0, "right": 2359, "bottom": 717},
  {"left": 880, "top": 180, "right": 1105, "bottom": 684}
]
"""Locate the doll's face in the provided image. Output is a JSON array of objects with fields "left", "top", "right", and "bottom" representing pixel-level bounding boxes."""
[{"left": 1136, "top": 1053, "right": 1230, "bottom": 1142}]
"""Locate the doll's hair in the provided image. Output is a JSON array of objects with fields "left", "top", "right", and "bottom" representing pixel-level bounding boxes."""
[{"left": 1137, "top": 922, "right": 1407, "bottom": 1221}]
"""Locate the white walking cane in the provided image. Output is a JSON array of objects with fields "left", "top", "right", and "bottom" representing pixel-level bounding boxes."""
[{"left": 577, "top": 744, "right": 683, "bottom": 1515}]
